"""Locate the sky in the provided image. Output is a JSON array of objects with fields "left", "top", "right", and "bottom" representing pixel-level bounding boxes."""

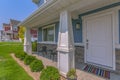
[{"left": 0, "top": 0, "right": 38, "bottom": 30}]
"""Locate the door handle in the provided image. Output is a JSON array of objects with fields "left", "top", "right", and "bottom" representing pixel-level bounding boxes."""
[{"left": 86, "top": 39, "right": 89, "bottom": 49}]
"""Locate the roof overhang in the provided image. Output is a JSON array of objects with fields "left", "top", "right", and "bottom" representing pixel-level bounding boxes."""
[{"left": 18, "top": 0, "right": 120, "bottom": 28}]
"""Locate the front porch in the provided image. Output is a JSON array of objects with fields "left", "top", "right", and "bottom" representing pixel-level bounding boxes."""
[
  {"left": 36, "top": 42, "right": 120, "bottom": 74},
  {"left": 32, "top": 50, "right": 120, "bottom": 80},
  {"left": 34, "top": 42, "right": 120, "bottom": 80}
]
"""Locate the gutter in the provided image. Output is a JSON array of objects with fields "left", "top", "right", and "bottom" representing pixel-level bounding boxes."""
[{"left": 18, "top": 0, "right": 57, "bottom": 27}]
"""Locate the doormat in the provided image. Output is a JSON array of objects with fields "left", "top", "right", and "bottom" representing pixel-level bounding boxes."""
[{"left": 83, "top": 65, "right": 110, "bottom": 79}]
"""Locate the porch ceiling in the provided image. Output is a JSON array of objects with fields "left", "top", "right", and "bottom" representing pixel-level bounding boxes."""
[{"left": 18, "top": 0, "right": 120, "bottom": 28}]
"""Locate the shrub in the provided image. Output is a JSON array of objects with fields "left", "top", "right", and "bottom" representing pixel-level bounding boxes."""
[
  {"left": 15, "top": 52, "right": 27, "bottom": 60},
  {"left": 32, "top": 41, "right": 37, "bottom": 52},
  {"left": 15, "top": 51, "right": 21, "bottom": 58},
  {"left": 24, "top": 55, "right": 36, "bottom": 65},
  {"left": 40, "top": 66, "right": 60, "bottom": 80},
  {"left": 20, "top": 52, "right": 27, "bottom": 60},
  {"left": 30, "top": 59, "right": 44, "bottom": 72}
]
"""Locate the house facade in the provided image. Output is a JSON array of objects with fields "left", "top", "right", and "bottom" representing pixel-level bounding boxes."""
[
  {"left": 0, "top": 30, "right": 1, "bottom": 41},
  {"left": 2, "top": 23, "right": 12, "bottom": 41},
  {"left": 19, "top": 0, "right": 120, "bottom": 75},
  {"left": 10, "top": 19, "right": 21, "bottom": 40},
  {"left": 31, "top": 29, "right": 38, "bottom": 41},
  {"left": 0, "top": 30, "right": 4, "bottom": 41},
  {"left": 2, "top": 19, "right": 20, "bottom": 41}
]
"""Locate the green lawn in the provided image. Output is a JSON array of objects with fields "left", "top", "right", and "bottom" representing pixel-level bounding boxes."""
[{"left": 0, "top": 42, "right": 33, "bottom": 80}]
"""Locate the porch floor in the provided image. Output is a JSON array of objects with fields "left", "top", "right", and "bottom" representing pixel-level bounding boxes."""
[
  {"left": 32, "top": 52, "right": 120, "bottom": 80},
  {"left": 76, "top": 63, "right": 120, "bottom": 80},
  {"left": 32, "top": 52, "right": 57, "bottom": 68}
]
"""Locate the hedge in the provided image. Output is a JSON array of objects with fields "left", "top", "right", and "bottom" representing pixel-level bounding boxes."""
[
  {"left": 30, "top": 59, "right": 44, "bottom": 72},
  {"left": 24, "top": 55, "right": 36, "bottom": 65},
  {"left": 15, "top": 52, "right": 27, "bottom": 60},
  {"left": 40, "top": 66, "right": 60, "bottom": 80}
]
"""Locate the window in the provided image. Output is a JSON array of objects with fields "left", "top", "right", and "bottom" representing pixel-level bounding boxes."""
[
  {"left": 13, "top": 26, "right": 17, "bottom": 31},
  {"left": 42, "top": 25, "right": 55, "bottom": 42}
]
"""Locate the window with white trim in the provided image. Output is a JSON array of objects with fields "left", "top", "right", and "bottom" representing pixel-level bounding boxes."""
[{"left": 43, "top": 25, "right": 55, "bottom": 42}]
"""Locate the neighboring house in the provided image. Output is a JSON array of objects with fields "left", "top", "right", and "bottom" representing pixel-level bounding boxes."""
[
  {"left": 0, "top": 30, "right": 1, "bottom": 41},
  {"left": 10, "top": 19, "right": 21, "bottom": 40},
  {"left": 31, "top": 29, "right": 37, "bottom": 42},
  {"left": 0, "top": 30, "right": 3, "bottom": 41},
  {"left": 2, "top": 23, "right": 12, "bottom": 41},
  {"left": 19, "top": 0, "right": 120, "bottom": 76},
  {"left": 2, "top": 19, "right": 20, "bottom": 41},
  {"left": 0, "top": 30, "right": 5, "bottom": 41}
]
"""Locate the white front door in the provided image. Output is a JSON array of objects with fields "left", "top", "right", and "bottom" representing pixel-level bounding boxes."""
[{"left": 85, "top": 13, "right": 113, "bottom": 68}]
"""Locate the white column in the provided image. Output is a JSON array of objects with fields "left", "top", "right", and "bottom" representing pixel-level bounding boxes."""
[
  {"left": 57, "top": 10, "right": 75, "bottom": 75},
  {"left": 24, "top": 27, "right": 32, "bottom": 54}
]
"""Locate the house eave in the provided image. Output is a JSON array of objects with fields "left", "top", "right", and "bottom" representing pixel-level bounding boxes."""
[
  {"left": 18, "top": 0, "right": 120, "bottom": 28},
  {"left": 19, "top": 0, "right": 87, "bottom": 28},
  {"left": 18, "top": 0, "right": 57, "bottom": 27}
]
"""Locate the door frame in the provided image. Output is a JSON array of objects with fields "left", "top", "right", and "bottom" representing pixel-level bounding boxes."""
[{"left": 82, "top": 9, "right": 116, "bottom": 70}]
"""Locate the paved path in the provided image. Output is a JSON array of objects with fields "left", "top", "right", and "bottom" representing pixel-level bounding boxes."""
[
  {"left": 32, "top": 54, "right": 108, "bottom": 80},
  {"left": 76, "top": 69, "right": 106, "bottom": 80}
]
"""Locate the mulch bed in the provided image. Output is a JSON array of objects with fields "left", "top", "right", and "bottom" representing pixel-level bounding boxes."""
[{"left": 11, "top": 54, "right": 40, "bottom": 80}]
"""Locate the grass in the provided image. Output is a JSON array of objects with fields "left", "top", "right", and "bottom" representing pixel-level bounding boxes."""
[{"left": 0, "top": 42, "right": 33, "bottom": 80}]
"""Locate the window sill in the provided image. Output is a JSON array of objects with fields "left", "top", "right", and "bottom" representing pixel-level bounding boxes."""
[
  {"left": 74, "top": 43, "right": 84, "bottom": 46},
  {"left": 38, "top": 41, "right": 57, "bottom": 44}
]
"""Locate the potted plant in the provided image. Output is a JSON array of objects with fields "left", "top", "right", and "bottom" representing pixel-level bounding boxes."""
[{"left": 67, "top": 68, "right": 77, "bottom": 80}]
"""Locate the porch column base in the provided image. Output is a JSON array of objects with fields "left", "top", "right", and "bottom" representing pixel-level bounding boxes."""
[
  {"left": 24, "top": 44, "right": 32, "bottom": 54},
  {"left": 58, "top": 49, "right": 75, "bottom": 75}
]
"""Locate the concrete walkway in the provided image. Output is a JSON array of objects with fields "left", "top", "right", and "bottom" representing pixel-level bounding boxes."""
[
  {"left": 32, "top": 54, "right": 57, "bottom": 68},
  {"left": 32, "top": 53, "right": 120, "bottom": 80}
]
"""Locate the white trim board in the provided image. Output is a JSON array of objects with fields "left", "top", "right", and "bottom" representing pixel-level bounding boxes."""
[
  {"left": 37, "top": 42, "right": 57, "bottom": 44},
  {"left": 74, "top": 43, "right": 84, "bottom": 46},
  {"left": 38, "top": 42, "right": 84, "bottom": 46},
  {"left": 116, "top": 45, "right": 120, "bottom": 49},
  {"left": 82, "top": 9, "right": 116, "bottom": 70},
  {"left": 82, "top": 6, "right": 120, "bottom": 48},
  {"left": 42, "top": 24, "right": 56, "bottom": 43}
]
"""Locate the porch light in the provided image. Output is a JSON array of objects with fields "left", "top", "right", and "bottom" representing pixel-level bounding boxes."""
[{"left": 76, "top": 23, "right": 80, "bottom": 29}]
